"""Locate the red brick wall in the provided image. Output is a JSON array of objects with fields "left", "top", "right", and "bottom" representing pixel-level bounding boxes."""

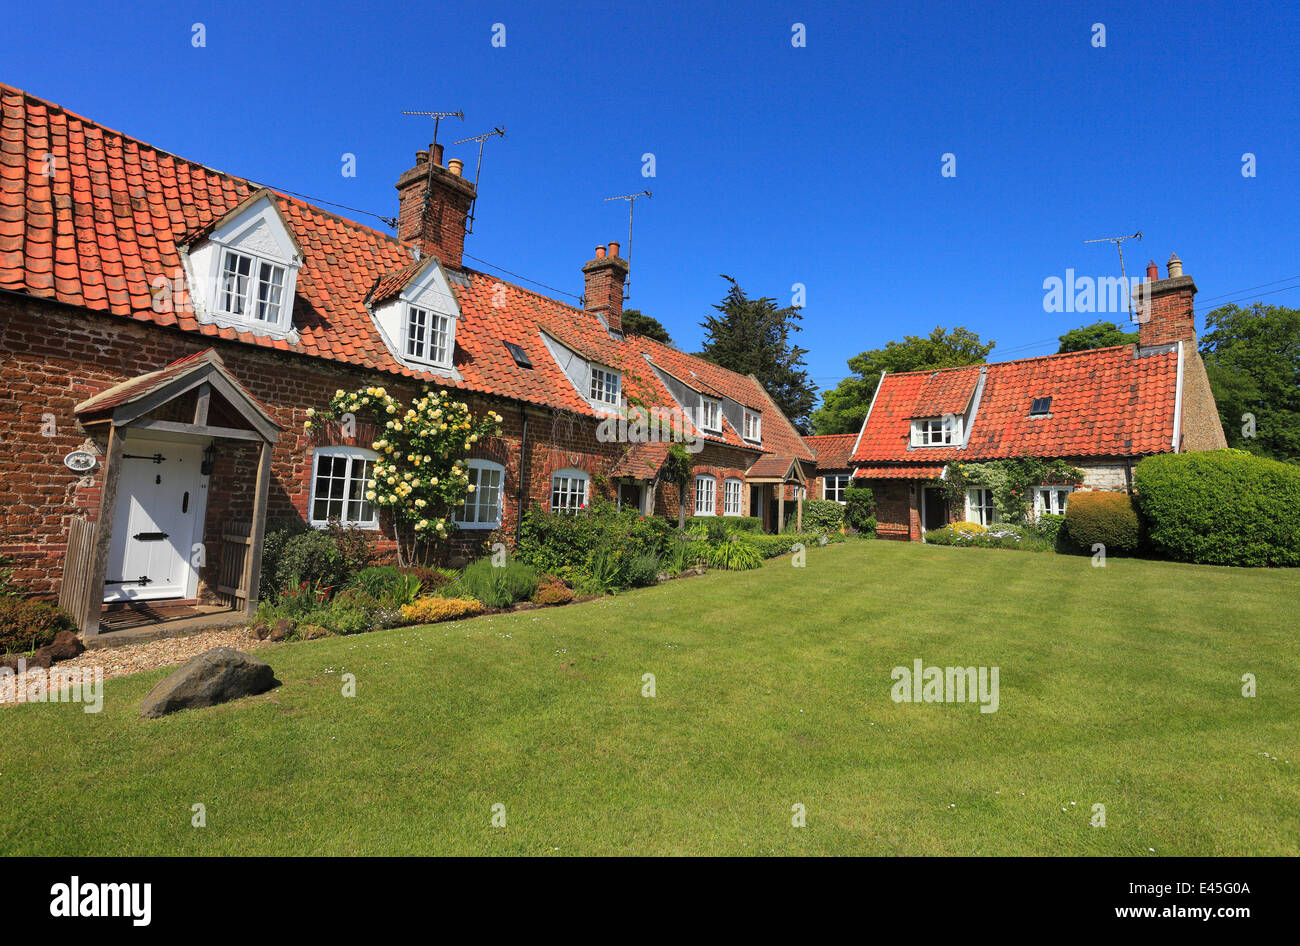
[{"left": 0, "top": 296, "right": 767, "bottom": 596}]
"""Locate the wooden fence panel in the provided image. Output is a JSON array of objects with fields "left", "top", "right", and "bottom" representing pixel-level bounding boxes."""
[{"left": 58, "top": 516, "right": 98, "bottom": 631}]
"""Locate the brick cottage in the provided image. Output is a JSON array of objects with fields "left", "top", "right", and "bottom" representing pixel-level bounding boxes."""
[
  {"left": 0, "top": 85, "right": 814, "bottom": 636},
  {"left": 841, "top": 255, "right": 1228, "bottom": 540}
]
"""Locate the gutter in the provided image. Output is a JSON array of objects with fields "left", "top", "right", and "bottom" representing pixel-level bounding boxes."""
[{"left": 1171, "top": 340, "right": 1185, "bottom": 452}]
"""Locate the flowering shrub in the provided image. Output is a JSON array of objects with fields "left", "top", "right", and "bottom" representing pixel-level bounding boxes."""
[
  {"left": 304, "top": 385, "right": 503, "bottom": 562},
  {"left": 942, "top": 458, "right": 1083, "bottom": 523},
  {"left": 531, "top": 575, "right": 574, "bottom": 606},
  {"left": 399, "top": 596, "right": 485, "bottom": 625}
]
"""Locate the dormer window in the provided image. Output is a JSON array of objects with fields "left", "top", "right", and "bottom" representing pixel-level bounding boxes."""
[
  {"left": 700, "top": 397, "right": 722, "bottom": 433},
  {"left": 911, "top": 416, "right": 960, "bottom": 447},
  {"left": 186, "top": 190, "right": 302, "bottom": 336},
  {"left": 405, "top": 304, "right": 453, "bottom": 368},
  {"left": 590, "top": 366, "right": 621, "bottom": 406},
  {"left": 218, "top": 250, "right": 287, "bottom": 324},
  {"left": 743, "top": 409, "right": 761, "bottom": 443}
]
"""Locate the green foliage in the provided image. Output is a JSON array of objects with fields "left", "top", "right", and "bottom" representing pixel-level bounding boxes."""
[
  {"left": 684, "top": 515, "right": 760, "bottom": 534},
  {"left": 1034, "top": 513, "right": 1067, "bottom": 547},
  {"left": 699, "top": 277, "right": 817, "bottom": 433},
  {"left": 624, "top": 553, "right": 662, "bottom": 588},
  {"left": 1200, "top": 303, "right": 1300, "bottom": 464},
  {"left": 1057, "top": 320, "right": 1139, "bottom": 353},
  {"left": 658, "top": 536, "right": 702, "bottom": 575},
  {"left": 273, "top": 530, "right": 348, "bottom": 596},
  {"left": 702, "top": 538, "right": 765, "bottom": 570},
  {"left": 515, "top": 503, "right": 675, "bottom": 584},
  {"left": 457, "top": 558, "right": 538, "bottom": 608},
  {"left": 1064, "top": 491, "right": 1142, "bottom": 554},
  {"left": 397, "top": 565, "right": 458, "bottom": 594},
  {"left": 0, "top": 597, "right": 75, "bottom": 654},
  {"left": 843, "top": 487, "right": 876, "bottom": 532},
  {"left": 736, "top": 533, "right": 795, "bottom": 558},
  {"left": 1134, "top": 450, "right": 1300, "bottom": 566},
  {"left": 260, "top": 522, "right": 377, "bottom": 601},
  {"left": 924, "top": 523, "right": 1051, "bottom": 552},
  {"left": 620, "top": 309, "right": 673, "bottom": 345},
  {"left": 812, "top": 326, "right": 994, "bottom": 434},
  {"left": 803, "top": 499, "right": 844, "bottom": 532},
  {"left": 943, "top": 458, "right": 1083, "bottom": 524},
  {"left": 0, "top": 553, "right": 22, "bottom": 597}
]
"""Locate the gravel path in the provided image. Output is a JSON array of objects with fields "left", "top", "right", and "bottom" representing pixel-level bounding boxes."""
[{"left": 1, "top": 625, "right": 270, "bottom": 706}]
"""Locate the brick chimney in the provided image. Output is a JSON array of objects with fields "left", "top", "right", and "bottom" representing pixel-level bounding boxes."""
[
  {"left": 1136, "top": 253, "right": 1197, "bottom": 348},
  {"left": 582, "top": 242, "right": 629, "bottom": 334},
  {"left": 395, "top": 142, "right": 477, "bottom": 267}
]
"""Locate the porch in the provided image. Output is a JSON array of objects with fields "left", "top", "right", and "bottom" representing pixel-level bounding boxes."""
[{"left": 59, "top": 350, "right": 282, "bottom": 639}]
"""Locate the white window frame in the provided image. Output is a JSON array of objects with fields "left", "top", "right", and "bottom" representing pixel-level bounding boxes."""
[
  {"left": 823, "top": 473, "right": 852, "bottom": 504},
  {"left": 589, "top": 365, "right": 621, "bottom": 406},
  {"left": 309, "top": 446, "right": 380, "bottom": 530},
  {"left": 550, "top": 469, "right": 590, "bottom": 514},
  {"left": 1034, "top": 486, "right": 1072, "bottom": 517},
  {"left": 743, "top": 409, "right": 761, "bottom": 443},
  {"left": 723, "top": 478, "right": 743, "bottom": 516},
  {"left": 965, "top": 487, "right": 999, "bottom": 527},
  {"left": 454, "top": 459, "right": 505, "bottom": 529},
  {"left": 700, "top": 397, "right": 722, "bottom": 433},
  {"left": 216, "top": 248, "right": 289, "bottom": 328},
  {"left": 694, "top": 475, "right": 717, "bottom": 516},
  {"left": 911, "top": 416, "right": 961, "bottom": 447},
  {"left": 404, "top": 303, "right": 454, "bottom": 369}
]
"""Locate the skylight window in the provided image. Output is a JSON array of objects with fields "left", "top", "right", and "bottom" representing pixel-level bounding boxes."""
[
  {"left": 1030, "top": 397, "right": 1053, "bottom": 416},
  {"left": 504, "top": 341, "right": 533, "bottom": 368}
]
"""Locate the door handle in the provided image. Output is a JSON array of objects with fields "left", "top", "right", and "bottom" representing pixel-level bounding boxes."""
[{"left": 182, "top": 491, "right": 190, "bottom": 514}]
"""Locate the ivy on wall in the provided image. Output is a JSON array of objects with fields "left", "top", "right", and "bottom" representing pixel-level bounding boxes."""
[{"left": 939, "top": 458, "right": 1083, "bottom": 523}]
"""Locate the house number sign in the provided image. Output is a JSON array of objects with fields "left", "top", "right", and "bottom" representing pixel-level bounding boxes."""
[{"left": 64, "top": 450, "right": 97, "bottom": 473}]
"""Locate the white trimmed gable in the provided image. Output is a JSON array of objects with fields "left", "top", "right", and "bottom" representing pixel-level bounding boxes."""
[
  {"left": 185, "top": 191, "right": 303, "bottom": 337},
  {"left": 539, "top": 331, "right": 622, "bottom": 412},
  {"left": 369, "top": 257, "right": 462, "bottom": 376}
]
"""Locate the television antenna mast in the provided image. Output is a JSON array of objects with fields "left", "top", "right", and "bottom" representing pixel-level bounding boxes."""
[
  {"left": 400, "top": 109, "right": 464, "bottom": 150},
  {"left": 1084, "top": 230, "right": 1142, "bottom": 321},
  {"left": 603, "top": 190, "right": 652, "bottom": 299},
  {"left": 452, "top": 127, "right": 507, "bottom": 233}
]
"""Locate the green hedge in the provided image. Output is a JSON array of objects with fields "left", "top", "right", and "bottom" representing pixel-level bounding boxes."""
[
  {"left": 1134, "top": 450, "right": 1300, "bottom": 566},
  {"left": 1064, "top": 492, "right": 1141, "bottom": 554},
  {"left": 515, "top": 502, "right": 675, "bottom": 586},
  {"left": 802, "top": 499, "right": 845, "bottom": 532},
  {"left": 684, "top": 515, "right": 761, "bottom": 533},
  {"left": 844, "top": 486, "right": 876, "bottom": 532}
]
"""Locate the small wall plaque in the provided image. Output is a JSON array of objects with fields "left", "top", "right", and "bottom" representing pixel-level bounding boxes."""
[{"left": 64, "top": 450, "right": 97, "bottom": 473}]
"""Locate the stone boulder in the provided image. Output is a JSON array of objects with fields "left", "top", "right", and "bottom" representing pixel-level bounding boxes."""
[
  {"left": 266, "top": 618, "right": 296, "bottom": 642},
  {"left": 47, "top": 631, "right": 85, "bottom": 661},
  {"left": 140, "top": 647, "right": 278, "bottom": 718}
]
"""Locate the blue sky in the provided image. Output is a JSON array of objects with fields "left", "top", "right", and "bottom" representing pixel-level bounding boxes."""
[{"left": 8, "top": 0, "right": 1299, "bottom": 395}]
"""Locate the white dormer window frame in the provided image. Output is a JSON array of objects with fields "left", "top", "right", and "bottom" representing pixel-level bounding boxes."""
[
  {"left": 185, "top": 191, "right": 303, "bottom": 337},
  {"left": 743, "top": 408, "right": 762, "bottom": 444},
  {"left": 911, "top": 416, "right": 961, "bottom": 447},
  {"left": 590, "top": 365, "right": 622, "bottom": 407},
  {"left": 404, "top": 303, "right": 454, "bottom": 370},
  {"left": 700, "top": 396, "right": 722, "bottom": 434}
]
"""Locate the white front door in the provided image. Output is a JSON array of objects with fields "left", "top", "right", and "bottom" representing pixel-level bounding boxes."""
[{"left": 104, "top": 436, "right": 208, "bottom": 602}]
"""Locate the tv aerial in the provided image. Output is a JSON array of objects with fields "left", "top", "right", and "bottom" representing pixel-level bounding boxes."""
[
  {"left": 603, "top": 190, "right": 652, "bottom": 299},
  {"left": 452, "top": 127, "right": 507, "bottom": 233},
  {"left": 1084, "top": 230, "right": 1142, "bottom": 321}
]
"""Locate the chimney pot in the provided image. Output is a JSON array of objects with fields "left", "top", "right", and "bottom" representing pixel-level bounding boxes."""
[
  {"left": 1167, "top": 253, "right": 1183, "bottom": 278},
  {"left": 594, "top": 245, "right": 606, "bottom": 259},
  {"left": 431, "top": 143, "right": 444, "bottom": 167},
  {"left": 608, "top": 242, "right": 620, "bottom": 258},
  {"left": 1146, "top": 260, "right": 1158, "bottom": 280},
  {"left": 447, "top": 158, "right": 463, "bottom": 177},
  {"left": 415, "top": 150, "right": 429, "bottom": 166},
  {"left": 395, "top": 141, "right": 476, "bottom": 267}
]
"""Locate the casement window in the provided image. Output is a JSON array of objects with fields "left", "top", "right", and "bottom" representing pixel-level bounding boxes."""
[
  {"left": 405, "top": 304, "right": 453, "bottom": 368},
  {"left": 218, "top": 250, "right": 287, "bottom": 326},
  {"left": 310, "top": 447, "right": 378, "bottom": 529},
  {"left": 911, "top": 416, "right": 960, "bottom": 447},
  {"left": 700, "top": 397, "right": 722, "bottom": 433},
  {"left": 551, "top": 469, "right": 590, "bottom": 514},
  {"left": 454, "top": 460, "right": 505, "bottom": 529},
  {"left": 589, "top": 366, "right": 621, "bottom": 406},
  {"left": 824, "top": 474, "right": 852, "bottom": 504},
  {"left": 743, "top": 409, "right": 761, "bottom": 443},
  {"left": 966, "top": 487, "right": 998, "bottom": 527},
  {"left": 723, "top": 478, "right": 743, "bottom": 516},
  {"left": 1035, "top": 486, "right": 1072, "bottom": 517},
  {"left": 694, "top": 475, "right": 717, "bottom": 516}
]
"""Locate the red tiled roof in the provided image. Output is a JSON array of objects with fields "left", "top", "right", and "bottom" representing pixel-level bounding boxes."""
[
  {"left": 850, "top": 346, "right": 1179, "bottom": 463},
  {"left": 0, "top": 84, "right": 808, "bottom": 463},
  {"left": 609, "top": 441, "right": 671, "bottom": 479},
  {"left": 854, "top": 464, "right": 945, "bottom": 480},
  {"left": 804, "top": 433, "right": 856, "bottom": 469}
]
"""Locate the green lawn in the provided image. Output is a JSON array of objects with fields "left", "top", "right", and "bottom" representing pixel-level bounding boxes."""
[{"left": 2, "top": 540, "right": 1297, "bottom": 856}]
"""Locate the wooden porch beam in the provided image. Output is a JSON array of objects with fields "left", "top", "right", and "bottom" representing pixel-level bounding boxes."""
[
  {"left": 128, "top": 418, "right": 264, "bottom": 442},
  {"left": 242, "top": 440, "right": 274, "bottom": 619},
  {"left": 82, "top": 425, "right": 125, "bottom": 638}
]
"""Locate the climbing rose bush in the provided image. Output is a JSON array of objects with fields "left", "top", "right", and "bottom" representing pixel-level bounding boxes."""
[{"left": 303, "top": 385, "right": 502, "bottom": 561}]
